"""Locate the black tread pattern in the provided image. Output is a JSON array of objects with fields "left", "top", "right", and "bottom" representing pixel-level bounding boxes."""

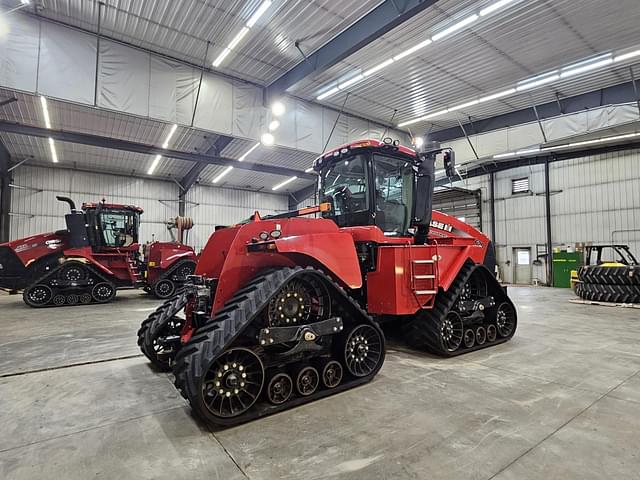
[
  {"left": 137, "top": 294, "right": 185, "bottom": 370},
  {"left": 150, "top": 259, "right": 197, "bottom": 299},
  {"left": 22, "top": 259, "right": 117, "bottom": 308},
  {"left": 576, "top": 282, "right": 640, "bottom": 304},
  {"left": 401, "top": 261, "right": 516, "bottom": 357},
  {"left": 172, "top": 266, "right": 384, "bottom": 426},
  {"left": 578, "top": 265, "right": 639, "bottom": 286}
]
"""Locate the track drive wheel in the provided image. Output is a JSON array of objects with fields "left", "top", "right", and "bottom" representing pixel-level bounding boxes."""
[
  {"left": 440, "top": 312, "right": 464, "bottom": 353},
  {"left": 496, "top": 302, "right": 516, "bottom": 338},
  {"left": 92, "top": 282, "right": 116, "bottom": 303},
  {"left": 59, "top": 263, "right": 87, "bottom": 282},
  {"left": 154, "top": 279, "right": 176, "bottom": 299},
  {"left": 23, "top": 284, "right": 53, "bottom": 307},
  {"left": 200, "top": 348, "right": 264, "bottom": 419}
]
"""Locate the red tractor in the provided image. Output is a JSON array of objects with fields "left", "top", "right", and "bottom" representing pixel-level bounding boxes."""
[
  {"left": 137, "top": 139, "right": 517, "bottom": 426},
  {"left": 0, "top": 197, "right": 197, "bottom": 307}
]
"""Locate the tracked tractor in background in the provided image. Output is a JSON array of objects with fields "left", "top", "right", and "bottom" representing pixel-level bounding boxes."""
[
  {"left": 138, "top": 139, "right": 517, "bottom": 427},
  {"left": 0, "top": 197, "right": 197, "bottom": 307}
]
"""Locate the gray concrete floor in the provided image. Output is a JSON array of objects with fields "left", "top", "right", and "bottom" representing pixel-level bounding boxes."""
[{"left": 1, "top": 287, "right": 639, "bottom": 479}]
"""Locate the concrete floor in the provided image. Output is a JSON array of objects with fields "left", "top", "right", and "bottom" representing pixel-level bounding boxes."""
[{"left": 1, "top": 287, "right": 639, "bottom": 479}]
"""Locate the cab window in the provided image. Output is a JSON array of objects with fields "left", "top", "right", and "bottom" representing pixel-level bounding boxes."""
[
  {"left": 321, "top": 154, "right": 369, "bottom": 216},
  {"left": 100, "top": 210, "right": 138, "bottom": 247},
  {"left": 373, "top": 154, "right": 414, "bottom": 235}
]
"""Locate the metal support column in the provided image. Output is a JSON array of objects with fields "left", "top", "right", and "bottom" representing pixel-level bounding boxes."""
[
  {"left": 544, "top": 158, "right": 553, "bottom": 286},
  {"left": 0, "top": 138, "right": 11, "bottom": 242},
  {"left": 489, "top": 171, "right": 496, "bottom": 243}
]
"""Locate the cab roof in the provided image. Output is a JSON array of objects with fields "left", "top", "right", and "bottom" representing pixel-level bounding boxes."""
[
  {"left": 313, "top": 139, "right": 417, "bottom": 170},
  {"left": 82, "top": 202, "right": 144, "bottom": 213}
]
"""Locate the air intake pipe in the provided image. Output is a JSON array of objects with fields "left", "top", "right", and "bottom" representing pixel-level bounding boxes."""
[
  {"left": 56, "top": 195, "right": 77, "bottom": 212},
  {"left": 56, "top": 195, "right": 89, "bottom": 248}
]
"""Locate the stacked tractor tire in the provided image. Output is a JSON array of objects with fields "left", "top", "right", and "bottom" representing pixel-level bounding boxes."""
[{"left": 576, "top": 265, "right": 640, "bottom": 304}]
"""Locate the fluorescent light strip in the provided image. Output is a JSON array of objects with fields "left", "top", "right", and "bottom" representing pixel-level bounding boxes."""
[
  {"left": 48, "top": 137, "right": 58, "bottom": 163},
  {"left": 448, "top": 99, "right": 479, "bottom": 112},
  {"left": 147, "top": 154, "right": 161, "bottom": 175},
  {"left": 479, "top": 88, "right": 516, "bottom": 102},
  {"left": 315, "top": 0, "right": 519, "bottom": 101},
  {"left": 213, "top": 1, "right": 273, "bottom": 68},
  {"left": 213, "top": 166, "right": 234, "bottom": 183},
  {"left": 238, "top": 142, "right": 260, "bottom": 162},
  {"left": 272, "top": 176, "right": 297, "bottom": 191},
  {"left": 162, "top": 124, "right": 178, "bottom": 149},
  {"left": 246, "top": 0, "right": 272, "bottom": 28},
  {"left": 614, "top": 49, "right": 640, "bottom": 62},
  {"left": 516, "top": 74, "right": 560, "bottom": 91},
  {"left": 560, "top": 58, "right": 613, "bottom": 78},
  {"left": 305, "top": 167, "right": 314, "bottom": 173},
  {"left": 363, "top": 58, "right": 395, "bottom": 77},
  {"left": 432, "top": 14, "right": 478, "bottom": 42},
  {"left": 495, "top": 132, "right": 640, "bottom": 158},
  {"left": 40, "top": 96, "right": 51, "bottom": 129},
  {"left": 479, "top": 0, "right": 515, "bottom": 16}
]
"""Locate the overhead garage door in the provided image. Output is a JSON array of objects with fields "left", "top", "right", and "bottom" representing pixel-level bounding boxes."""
[{"left": 433, "top": 187, "right": 482, "bottom": 230}]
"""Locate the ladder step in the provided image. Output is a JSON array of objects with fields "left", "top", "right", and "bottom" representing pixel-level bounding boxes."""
[
  {"left": 414, "top": 274, "right": 435, "bottom": 279},
  {"left": 414, "top": 290, "right": 437, "bottom": 295},
  {"left": 412, "top": 259, "right": 434, "bottom": 264}
]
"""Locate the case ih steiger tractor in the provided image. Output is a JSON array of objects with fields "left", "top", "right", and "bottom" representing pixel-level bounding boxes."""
[
  {"left": 138, "top": 139, "right": 517, "bottom": 426},
  {"left": 0, "top": 196, "right": 197, "bottom": 307}
]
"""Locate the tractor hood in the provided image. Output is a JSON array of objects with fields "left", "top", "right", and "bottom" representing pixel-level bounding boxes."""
[{"left": 0, "top": 231, "right": 69, "bottom": 267}]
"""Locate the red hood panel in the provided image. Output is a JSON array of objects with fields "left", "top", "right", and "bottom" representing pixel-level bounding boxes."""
[{"left": 2, "top": 232, "right": 68, "bottom": 266}]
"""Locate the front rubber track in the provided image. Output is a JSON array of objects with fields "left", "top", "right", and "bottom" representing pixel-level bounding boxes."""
[
  {"left": 172, "top": 266, "right": 385, "bottom": 427},
  {"left": 401, "top": 261, "right": 517, "bottom": 357}
]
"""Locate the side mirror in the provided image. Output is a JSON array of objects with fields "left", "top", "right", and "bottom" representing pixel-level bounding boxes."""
[{"left": 444, "top": 150, "right": 456, "bottom": 178}]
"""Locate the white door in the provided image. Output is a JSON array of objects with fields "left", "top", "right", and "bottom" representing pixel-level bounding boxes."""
[{"left": 514, "top": 248, "right": 532, "bottom": 284}]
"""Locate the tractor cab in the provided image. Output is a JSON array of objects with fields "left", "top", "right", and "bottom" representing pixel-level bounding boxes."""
[
  {"left": 314, "top": 139, "right": 453, "bottom": 242},
  {"left": 584, "top": 244, "right": 638, "bottom": 266},
  {"left": 82, "top": 202, "right": 142, "bottom": 250}
]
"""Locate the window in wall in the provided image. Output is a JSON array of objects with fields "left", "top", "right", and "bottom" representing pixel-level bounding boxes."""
[{"left": 512, "top": 177, "right": 530, "bottom": 194}]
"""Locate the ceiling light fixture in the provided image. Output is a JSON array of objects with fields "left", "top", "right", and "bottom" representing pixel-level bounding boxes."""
[
  {"left": 516, "top": 73, "right": 560, "bottom": 91},
  {"left": 314, "top": 0, "right": 520, "bottom": 101},
  {"left": 147, "top": 154, "right": 161, "bottom": 175},
  {"left": 614, "top": 49, "right": 640, "bottom": 62},
  {"left": 271, "top": 101, "right": 286, "bottom": 116},
  {"left": 304, "top": 167, "right": 314, "bottom": 173},
  {"left": 560, "top": 57, "right": 613, "bottom": 78},
  {"left": 272, "top": 176, "right": 297, "bottom": 191},
  {"left": 261, "top": 132, "right": 275, "bottom": 146},
  {"left": 213, "top": 165, "right": 234, "bottom": 183},
  {"left": 432, "top": 14, "right": 478, "bottom": 42},
  {"left": 40, "top": 96, "right": 51, "bottom": 129},
  {"left": 238, "top": 142, "right": 260, "bottom": 161},
  {"left": 48, "top": 138, "right": 58, "bottom": 163},
  {"left": 162, "top": 124, "right": 178, "bottom": 149},
  {"left": 269, "top": 120, "right": 280, "bottom": 131},
  {"left": 212, "top": 0, "right": 273, "bottom": 68}
]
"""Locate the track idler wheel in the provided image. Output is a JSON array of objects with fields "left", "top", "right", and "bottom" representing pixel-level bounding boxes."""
[
  {"left": 23, "top": 284, "right": 53, "bottom": 307},
  {"left": 463, "top": 329, "right": 475, "bottom": 348},
  {"left": 201, "top": 348, "right": 264, "bottom": 419},
  {"left": 267, "top": 373, "right": 293, "bottom": 405},
  {"left": 80, "top": 293, "right": 92, "bottom": 304},
  {"left": 487, "top": 324, "right": 497, "bottom": 342},
  {"left": 440, "top": 312, "right": 464, "bottom": 353},
  {"left": 52, "top": 294, "right": 66, "bottom": 306},
  {"left": 475, "top": 326, "right": 486, "bottom": 345},
  {"left": 154, "top": 279, "right": 176, "bottom": 299},
  {"left": 344, "top": 324, "right": 383, "bottom": 377},
  {"left": 92, "top": 282, "right": 116, "bottom": 303},
  {"left": 296, "top": 366, "right": 320, "bottom": 396},
  {"left": 321, "top": 360, "right": 343, "bottom": 389},
  {"left": 145, "top": 316, "right": 185, "bottom": 370},
  {"left": 66, "top": 293, "right": 79, "bottom": 305},
  {"left": 496, "top": 302, "right": 516, "bottom": 337}
]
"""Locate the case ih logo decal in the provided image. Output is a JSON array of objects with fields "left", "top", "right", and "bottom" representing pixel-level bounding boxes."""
[
  {"left": 45, "top": 239, "right": 63, "bottom": 249},
  {"left": 430, "top": 220, "right": 453, "bottom": 233}
]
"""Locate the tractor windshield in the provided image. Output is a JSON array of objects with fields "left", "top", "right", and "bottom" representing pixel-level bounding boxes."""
[
  {"left": 99, "top": 210, "right": 139, "bottom": 247},
  {"left": 372, "top": 153, "right": 414, "bottom": 236},
  {"left": 320, "top": 154, "right": 370, "bottom": 226}
]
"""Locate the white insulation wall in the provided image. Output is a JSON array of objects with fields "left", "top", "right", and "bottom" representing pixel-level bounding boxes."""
[
  {"left": 9, "top": 166, "right": 288, "bottom": 252},
  {"left": 451, "top": 149, "right": 640, "bottom": 284},
  {"left": 184, "top": 185, "right": 287, "bottom": 251}
]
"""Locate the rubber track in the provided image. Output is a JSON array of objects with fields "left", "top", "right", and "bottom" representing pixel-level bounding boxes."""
[
  {"left": 172, "top": 266, "right": 385, "bottom": 427},
  {"left": 22, "top": 260, "right": 116, "bottom": 308},
  {"left": 401, "top": 261, "right": 516, "bottom": 357},
  {"left": 576, "top": 282, "right": 640, "bottom": 303},
  {"left": 578, "top": 265, "right": 639, "bottom": 286},
  {"left": 151, "top": 259, "right": 196, "bottom": 299}
]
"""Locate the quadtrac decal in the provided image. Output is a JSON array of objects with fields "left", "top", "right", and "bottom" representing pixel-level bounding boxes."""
[{"left": 429, "top": 220, "right": 453, "bottom": 233}]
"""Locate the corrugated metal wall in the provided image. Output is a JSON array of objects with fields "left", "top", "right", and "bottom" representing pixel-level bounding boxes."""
[
  {"left": 184, "top": 185, "right": 288, "bottom": 251},
  {"left": 452, "top": 149, "right": 640, "bottom": 284},
  {"left": 9, "top": 166, "right": 288, "bottom": 252}
]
